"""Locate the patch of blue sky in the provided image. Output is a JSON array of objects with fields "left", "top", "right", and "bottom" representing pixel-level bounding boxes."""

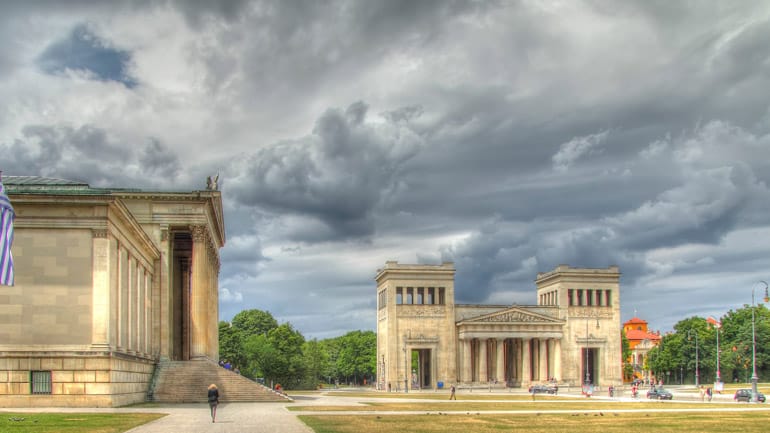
[{"left": 37, "top": 24, "right": 137, "bottom": 88}]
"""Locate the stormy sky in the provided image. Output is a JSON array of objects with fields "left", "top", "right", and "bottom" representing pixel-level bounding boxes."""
[{"left": 2, "top": 0, "right": 770, "bottom": 339}]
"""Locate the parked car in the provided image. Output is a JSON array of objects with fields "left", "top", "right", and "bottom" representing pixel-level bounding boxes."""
[
  {"left": 646, "top": 387, "right": 673, "bottom": 400},
  {"left": 529, "top": 384, "right": 558, "bottom": 394},
  {"left": 734, "top": 389, "right": 766, "bottom": 403}
]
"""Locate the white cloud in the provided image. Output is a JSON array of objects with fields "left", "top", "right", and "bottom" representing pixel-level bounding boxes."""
[
  {"left": 552, "top": 130, "right": 609, "bottom": 172},
  {"left": 219, "top": 287, "right": 244, "bottom": 303}
]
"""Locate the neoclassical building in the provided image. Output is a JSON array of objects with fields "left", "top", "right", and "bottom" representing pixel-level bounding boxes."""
[
  {"left": 0, "top": 176, "right": 224, "bottom": 407},
  {"left": 376, "top": 262, "right": 623, "bottom": 391}
]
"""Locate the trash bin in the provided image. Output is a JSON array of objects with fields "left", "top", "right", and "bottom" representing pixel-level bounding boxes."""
[{"left": 437, "top": 381, "right": 444, "bottom": 389}]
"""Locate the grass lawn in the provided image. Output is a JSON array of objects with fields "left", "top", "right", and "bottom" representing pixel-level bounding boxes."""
[
  {"left": 288, "top": 400, "right": 745, "bottom": 412},
  {"left": 0, "top": 412, "right": 164, "bottom": 433},
  {"left": 299, "top": 411, "right": 770, "bottom": 433}
]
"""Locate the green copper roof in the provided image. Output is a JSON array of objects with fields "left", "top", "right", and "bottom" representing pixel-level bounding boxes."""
[{"left": 3, "top": 176, "right": 138, "bottom": 195}]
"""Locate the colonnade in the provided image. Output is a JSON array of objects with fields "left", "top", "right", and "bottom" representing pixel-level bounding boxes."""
[{"left": 459, "top": 337, "right": 561, "bottom": 385}]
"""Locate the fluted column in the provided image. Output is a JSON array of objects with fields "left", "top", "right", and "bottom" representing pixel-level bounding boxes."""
[
  {"left": 496, "top": 339, "right": 505, "bottom": 383},
  {"left": 521, "top": 338, "right": 531, "bottom": 385},
  {"left": 553, "top": 339, "right": 562, "bottom": 381},
  {"left": 479, "top": 339, "right": 488, "bottom": 382},
  {"left": 190, "top": 226, "right": 208, "bottom": 359},
  {"left": 464, "top": 339, "right": 472, "bottom": 382}
]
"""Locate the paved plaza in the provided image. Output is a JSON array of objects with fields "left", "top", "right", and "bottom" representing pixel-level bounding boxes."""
[{"left": 0, "top": 387, "right": 764, "bottom": 433}]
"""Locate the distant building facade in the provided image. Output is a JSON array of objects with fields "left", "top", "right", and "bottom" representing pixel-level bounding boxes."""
[
  {"left": 0, "top": 176, "right": 224, "bottom": 407},
  {"left": 622, "top": 317, "right": 661, "bottom": 382},
  {"left": 376, "top": 262, "right": 623, "bottom": 391}
]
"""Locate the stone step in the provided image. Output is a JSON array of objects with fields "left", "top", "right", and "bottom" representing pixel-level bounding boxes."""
[{"left": 150, "top": 360, "right": 291, "bottom": 403}]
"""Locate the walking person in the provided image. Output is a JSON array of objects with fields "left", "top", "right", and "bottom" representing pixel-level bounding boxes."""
[
  {"left": 207, "top": 384, "right": 219, "bottom": 422},
  {"left": 449, "top": 384, "right": 456, "bottom": 400}
]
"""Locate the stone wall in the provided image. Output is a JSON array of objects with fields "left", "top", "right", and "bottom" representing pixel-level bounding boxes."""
[{"left": 0, "top": 354, "right": 154, "bottom": 407}]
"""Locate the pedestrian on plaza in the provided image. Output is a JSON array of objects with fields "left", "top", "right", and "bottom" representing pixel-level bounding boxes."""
[
  {"left": 207, "top": 384, "right": 219, "bottom": 423},
  {"left": 706, "top": 386, "right": 713, "bottom": 402},
  {"left": 449, "top": 384, "right": 456, "bottom": 400},
  {"left": 699, "top": 386, "right": 705, "bottom": 402}
]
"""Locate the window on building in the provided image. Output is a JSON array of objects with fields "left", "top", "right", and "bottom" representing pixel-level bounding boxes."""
[
  {"left": 606, "top": 290, "right": 612, "bottom": 306},
  {"left": 438, "top": 287, "right": 445, "bottom": 305},
  {"left": 31, "top": 371, "right": 52, "bottom": 395},
  {"left": 406, "top": 287, "right": 413, "bottom": 304},
  {"left": 378, "top": 289, "right": 387, "bottom": 309},
  {"left": 568, "top": 289, "right": 574, "bottom": 306},
  {"left": 417, "top": 287, "right": 424, "bottom": 304},
  {"left": 426, "top": 287, "right": 434, "bottom": 304},
  {"left": 577, "top": 289, "right": 583, "bottom": 306}
]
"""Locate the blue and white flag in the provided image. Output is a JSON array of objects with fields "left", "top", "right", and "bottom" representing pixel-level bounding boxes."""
[{"left": 0, "top": 177, "right": 14, "bottom": 286}]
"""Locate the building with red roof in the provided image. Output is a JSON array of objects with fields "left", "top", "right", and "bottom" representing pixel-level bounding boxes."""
[{"left": 623, "top": 317, "right": 661, "bottom": 382}]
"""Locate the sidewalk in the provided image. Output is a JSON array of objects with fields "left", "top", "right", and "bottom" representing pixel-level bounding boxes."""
[{"left": 2, "top": 402, "right": 314, "bottom": 433}]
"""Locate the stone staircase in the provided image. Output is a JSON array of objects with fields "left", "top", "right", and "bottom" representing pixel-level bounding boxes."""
[{"left": 149, "top": 360, "right": 291, "bottom": 403}]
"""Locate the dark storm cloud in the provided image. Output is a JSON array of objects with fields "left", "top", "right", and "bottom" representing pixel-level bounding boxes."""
[
  {"left": 37, "top": 24, "right": 137, "bottom": 88},
  {"left": 228, "top": 101, "right": 424, "bottom": 241},
  {"left": 0, "top": 124, "right": 181, "bottom": 189},
  {"left": 3, "top": 0, "right": 770, "bottom": 338}
]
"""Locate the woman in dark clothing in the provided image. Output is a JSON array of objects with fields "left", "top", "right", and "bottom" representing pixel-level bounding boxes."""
[{"left": 207, "top": 384, "right": 219, "bottom": 422}]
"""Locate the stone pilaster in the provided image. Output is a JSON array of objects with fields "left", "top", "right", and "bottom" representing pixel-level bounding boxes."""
[{"left": 91, "top": 230, "right": 112, "bottom": 350}]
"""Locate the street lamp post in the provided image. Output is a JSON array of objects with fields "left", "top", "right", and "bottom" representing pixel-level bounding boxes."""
[
  {"left": 750, "top": 281, "right": 769, "bottom": 403},
  {"left": 687, "top": 329, "right": 699, "bottom": 387},
  {"left": 716, "top": 325, "right": 722, "bottom": 389}
]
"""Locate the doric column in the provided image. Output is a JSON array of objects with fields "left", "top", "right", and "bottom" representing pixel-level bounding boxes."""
[
  {"left": 553, "top": 338, "right": 562, "bottom": 382},
  {"left": 479, "top": 339, "right": 488, "bottom": 382},
  {"left": 539, "top": 339, "right": 548, "bottom": 380},
  {"left": 521, "top": 338, "right": 531, "bottom": 385},
  {"left": 496, "top": 339, "right": 505, "bottom": 383},
  {"left": 464, "top": 339, "right": 472, "bottom": 382},
  {"left": 190, "top": 225, "right": 208, "bottom": 359},
  {"left": 91, "top": 230, "right": 112, "bottom": 350}
]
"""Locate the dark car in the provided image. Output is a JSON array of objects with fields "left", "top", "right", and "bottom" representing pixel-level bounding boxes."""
[
  {"left": 646, "top": 387, "right": 673, "bottom": 400},
  {"left": 529, "top": 384, "right": 557, "bottom": 394},
  {"left": 734, "top": 389, "right": 766, "bottom": 403}
]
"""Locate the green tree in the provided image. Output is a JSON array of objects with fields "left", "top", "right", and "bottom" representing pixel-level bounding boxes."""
[
  {"left": 244, "top": 323, "right": 306, "bottom": 389},
  {"left": 621, "top": 332, "right": 633, "bottom": 381},
  {"left": 218, "top": 321, "right": 241, "bottom": 367},
  {"left": 219, "top": 309, "right": 279, "bottom": 378},
  {"left": 302, "top": 339, "right": 329, "bottom": 388},
  {"left": 335, "top": 330, "right": 376, "bottom": 385}
]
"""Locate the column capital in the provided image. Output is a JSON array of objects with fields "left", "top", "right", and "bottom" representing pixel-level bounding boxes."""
[{"left": 190, "top": 225, "right": 207, "bottom": 242}]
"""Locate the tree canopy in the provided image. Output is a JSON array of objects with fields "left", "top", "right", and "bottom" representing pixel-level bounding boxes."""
[
  {"left": 219, "top": 309, "right": 376, "bottom": 390},
  {"left": 647, "top": 304, "right": 770, "bottom": 384}
]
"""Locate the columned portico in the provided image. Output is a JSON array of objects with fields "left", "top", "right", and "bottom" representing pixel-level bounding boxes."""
[{"left": 376, "top": 263, "right": 622, "bottom": 391}]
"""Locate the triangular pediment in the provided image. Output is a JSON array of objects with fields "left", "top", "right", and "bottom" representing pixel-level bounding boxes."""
[{"left": 462, "top": 306, "right": 563, "bottom": 324}]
